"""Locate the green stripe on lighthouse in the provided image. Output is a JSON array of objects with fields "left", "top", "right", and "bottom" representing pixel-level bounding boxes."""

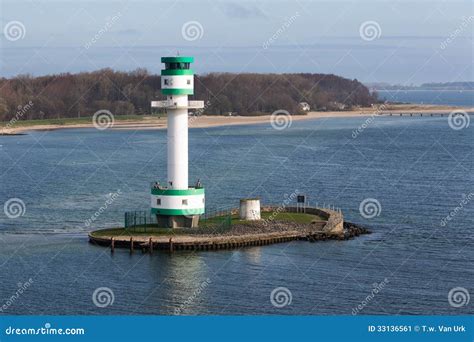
[
  {"left": 161, "top": 69, "right": 194, "bottom": 76},
  {"left": 161, "top": 89, "right": 194, "bottom": 95}
]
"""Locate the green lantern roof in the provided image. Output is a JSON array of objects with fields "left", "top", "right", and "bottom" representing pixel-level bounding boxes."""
[{"left": 161, "top": 56, "right": 194, "bottom": 63}]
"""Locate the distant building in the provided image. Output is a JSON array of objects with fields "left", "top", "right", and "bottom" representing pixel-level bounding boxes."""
[
  {"left": 299, "top": 102, "right": 311, "bottom": 111},
  {"left": 330, "top": 101, "right": 346, "bottom": 110}
]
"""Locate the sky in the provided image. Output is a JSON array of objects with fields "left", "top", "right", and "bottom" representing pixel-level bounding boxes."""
[{"left": 0, "top": 0, "right": 473, "bottom": 84}]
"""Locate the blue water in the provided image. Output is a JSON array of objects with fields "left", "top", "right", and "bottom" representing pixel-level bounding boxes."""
[
  {"left": 377, "top": 89, "right": 474, "bottom": 107},
  {"left": 0, "top": 117, "right": 472, "bottom": 315}
]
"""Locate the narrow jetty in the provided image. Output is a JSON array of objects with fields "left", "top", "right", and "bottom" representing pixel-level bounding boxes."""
[{"left": 381, "top": 112, "right": 452, "bottom": 117}]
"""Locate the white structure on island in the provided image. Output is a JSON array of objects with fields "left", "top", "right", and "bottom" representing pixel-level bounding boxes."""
[
  {"left": 150, "top": 56, "right": 205, "bottom": 228},
  {"left": 239, "top": 198, "right": 261, "bottom": 221}
]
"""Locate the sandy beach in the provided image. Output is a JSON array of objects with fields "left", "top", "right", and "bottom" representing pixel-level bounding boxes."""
[{"left": 1, "top": 104, "right": 472, "bottom": 135}]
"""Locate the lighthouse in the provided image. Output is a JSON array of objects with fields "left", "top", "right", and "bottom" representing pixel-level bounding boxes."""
[{"left": 150, "top": 56, "right": 205, "bottom": 228}]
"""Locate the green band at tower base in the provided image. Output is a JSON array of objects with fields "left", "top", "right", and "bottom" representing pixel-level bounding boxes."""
[
  {"left": 151, "top": 208, "right": 205, "bottom": 215},
  {"left": 151, "top": 188, "right": 204, "bottom": 196}
]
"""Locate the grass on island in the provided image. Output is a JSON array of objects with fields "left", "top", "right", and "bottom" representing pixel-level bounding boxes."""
[
  {"left": 255, "top": 211, "right": 324, "bottom": 223},
  {"left": 1, "top": 115, "right": 157, "bottom": 128},
  {"left": 90, "top": 211, "right": 326, "bottom": 238}
]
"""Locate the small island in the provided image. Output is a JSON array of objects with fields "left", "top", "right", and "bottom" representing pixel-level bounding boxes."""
[{"left": 89, "top": 205, "right": 371, "bottom": 253}]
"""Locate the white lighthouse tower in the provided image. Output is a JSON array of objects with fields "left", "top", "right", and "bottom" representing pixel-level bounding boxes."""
[{"left": 150, "top": 56, "right": 205, "bottom": 228}]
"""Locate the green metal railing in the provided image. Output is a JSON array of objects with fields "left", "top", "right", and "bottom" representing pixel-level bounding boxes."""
[
  {"left": 124, "top": 211, "right": 158, "bottom": 230},
  {"left": 124, "top": 207, "right": 233, "bottom": 232}
]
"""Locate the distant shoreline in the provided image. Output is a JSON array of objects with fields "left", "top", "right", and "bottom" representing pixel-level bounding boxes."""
[{"left": 1, "top": 104, "right": 472, "bottom": 135}]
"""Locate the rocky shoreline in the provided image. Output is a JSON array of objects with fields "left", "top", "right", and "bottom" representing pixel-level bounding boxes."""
[
  {"left": 203, "top": 220, "right": 371, "bottom": 238},
  {"left": 89, "top": 206, "right": 371, "bottom": 252},
  {"left": 343, "top": 222, "right": 372, "bottom": 238},
  {"left": 304, "top": 222, "right": 371, "bottom": 242},
  {"left": 89, "top": 220, "right": 372, "bottom": 253}
]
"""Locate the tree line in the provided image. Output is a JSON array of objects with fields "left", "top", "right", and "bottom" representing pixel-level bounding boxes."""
[{"left": 0, "top": 68, "right": 377, "bottom": 122}]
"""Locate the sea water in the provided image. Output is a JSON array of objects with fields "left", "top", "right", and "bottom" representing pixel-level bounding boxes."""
[{"left": 0, "top": 115, "right": 472, "bottom": 315}]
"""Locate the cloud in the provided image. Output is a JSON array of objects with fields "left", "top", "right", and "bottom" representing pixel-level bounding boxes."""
[{"left": 218, "top": 2, "right": 266, "bottom": 19}]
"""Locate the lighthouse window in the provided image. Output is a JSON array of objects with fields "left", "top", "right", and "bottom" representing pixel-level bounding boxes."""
[
  {"left": 166, "top": 62, "right": 191, "bottom": 70},
  {"left": 164, "top": 79, "right": 169, "bottom": 85},
  {"left": 182, "top": 199, "right": 188, "bottom": 205},
  {"left": 187, "top": 79, "right": 191, "bottom": 85},
  {"left": 156, "top": 199, "right": 161, "bottom": 206}
]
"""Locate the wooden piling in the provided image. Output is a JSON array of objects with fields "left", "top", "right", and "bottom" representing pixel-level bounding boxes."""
[
  {"left": 169, "top": 238, "right": 174, "bottom": 253},
  {"left": 130, "top": 237, "right": 134, "bottom": 253},
  {"left": 149, "top": 237, "right": 153, "bottom": 254}
]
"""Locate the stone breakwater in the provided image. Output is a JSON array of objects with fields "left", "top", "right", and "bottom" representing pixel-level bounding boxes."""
[
  {"left": 343, "top": 222, "right": 371, "bottom": 238},
  {"left": 89, "top": 206, "right": 371, "bottom": 252}
]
